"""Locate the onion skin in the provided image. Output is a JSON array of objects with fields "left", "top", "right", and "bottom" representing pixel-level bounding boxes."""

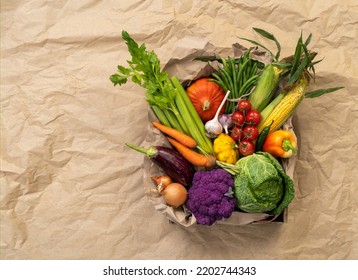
[
  {"left": 160, "top": 183, "right": 188, "bottom": 208},
  {"left": 151, "top": 175, "right": 172, "bottom": 190}
]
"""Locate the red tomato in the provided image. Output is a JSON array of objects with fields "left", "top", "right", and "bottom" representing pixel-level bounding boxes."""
[
  {"left": 229, "top": 126, "right": 243, "bottom": 142},
  {"left": 231, "top": 111, "right": 245, "bottom": 126},
  {"left": 242, "top": 126, "right": 259, "bottom": 141},
  {"left": 238, "top": 140, "right": 255, "bottom": 156},
  {"left": 237, "top": 99, "right": 252, "bottom": 114},
  {"left": 245, "top": 110, "right": 262, "bottom": 126}
]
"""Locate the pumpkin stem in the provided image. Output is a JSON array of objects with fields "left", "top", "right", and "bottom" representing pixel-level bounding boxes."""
[{"left": 202, "top": 100, "right": 211, "bottom": 111}]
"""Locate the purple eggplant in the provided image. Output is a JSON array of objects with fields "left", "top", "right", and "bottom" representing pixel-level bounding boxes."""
[{"left": 125, "top": 143, "right": 194, "bottom": 187}]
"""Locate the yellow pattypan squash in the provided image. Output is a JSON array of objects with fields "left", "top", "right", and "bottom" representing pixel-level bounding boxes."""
[{"left": 213, "top": 133, "right": 239, "bottom": 164}]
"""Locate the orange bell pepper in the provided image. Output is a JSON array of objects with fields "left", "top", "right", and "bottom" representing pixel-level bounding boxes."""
[{"left": 262, "top": 130, "right": 297, "bottom": 158}]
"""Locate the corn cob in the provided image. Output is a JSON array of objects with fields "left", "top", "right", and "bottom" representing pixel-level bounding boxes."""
[
  {"left": 248, "top": 64, "right": 282, "bottom": 112},
  {"left": 257, "top": 73, "right": 310, "bottom": 133},
  {"left": 258, "top": 91, "right": 285, "bottom": 127}
]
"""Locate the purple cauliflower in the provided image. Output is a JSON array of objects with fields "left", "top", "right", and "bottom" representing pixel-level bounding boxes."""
[{"left": 186, "top": 168, "right": 236, "bottom": 226}]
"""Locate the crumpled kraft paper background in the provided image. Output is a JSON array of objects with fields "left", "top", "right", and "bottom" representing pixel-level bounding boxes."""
[{"left": 1, "top": 0, "right": 358, "bottom": 260}]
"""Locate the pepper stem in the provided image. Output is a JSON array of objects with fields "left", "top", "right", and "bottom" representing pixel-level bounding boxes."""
[
  {"left": 282, "top": 138, "right": 296, "bottom": 154},
  {"left": 125, "top": 143, "right": 158, "bottom": 158}
]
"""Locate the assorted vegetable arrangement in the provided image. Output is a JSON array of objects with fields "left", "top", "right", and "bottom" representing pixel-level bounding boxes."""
[{"left": 111, "top": 28, "right": 343, "bottom": 226}]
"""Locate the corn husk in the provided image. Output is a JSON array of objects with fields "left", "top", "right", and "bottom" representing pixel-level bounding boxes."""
[{"left": 248, "top": 64, "right": 281, "bottom": 112}]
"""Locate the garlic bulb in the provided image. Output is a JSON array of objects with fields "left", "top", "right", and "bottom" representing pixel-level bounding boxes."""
[{"left": 204, "top": 90, "right": 230, "bottom": 138}]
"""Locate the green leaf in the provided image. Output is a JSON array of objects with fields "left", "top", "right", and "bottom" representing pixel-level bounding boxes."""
[
  {"left": 309, "top": 58, "right": 324, "bottom": 67},
  {"left": 131, "top": 72, "right": 142, "bottom": 85},
  {"left": 239, "top": 37, "right": 275, "bottom": 60},
  {"left": 290, "top": 37, "right": 303, "bottom": 77},
  {"left": 288, "top": 55, "right": 308, "bottom": 85},
  {"left": 253, "top": 27, "right": 276, "bottom": 41},
  {"left": 305, "top": 87, "right": 344, "bottom": 98},
  {"left": 304, "top": 33, "right": 312, "bottom": 46},
  {"left": 301, "top": 41, "right": 311, "bottom": 61},
  {"left": 253, "top": 27, "right": 281, "bottom": 60},
  {"left": 273, "top": 61, "right": 292, "bottom": 68},
  {"left": 110, "top": 74, "right": 128, "bottom": 86},
  {"left": 117, "top": 65, "right": 131, "bottom": 75}
]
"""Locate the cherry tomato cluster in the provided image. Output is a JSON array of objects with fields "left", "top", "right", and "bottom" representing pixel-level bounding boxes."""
[{"left": 229, "top": 100, "right": 261, "bottom": 156}]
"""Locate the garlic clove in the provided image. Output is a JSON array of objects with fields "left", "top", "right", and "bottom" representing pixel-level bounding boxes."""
[{"left": 204, "top": 90, "right": 230, "bottom": 138}]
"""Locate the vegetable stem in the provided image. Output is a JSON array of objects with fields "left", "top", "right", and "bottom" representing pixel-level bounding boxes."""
[
  {"left": 171, "top": 76, "right": 214, "bottom": 154},
  {"left": 151, "top": 106, "right": 171, "bottom": 127},
  {"left": 163, "top": 109, "right": 184, "bottom": 133},
  {"left": 174, "top": 87, "right": 212, "bottom": 153},
  {"left": 216, "top": 161, "right": 240, "bottom": 175},
  {"left": 171, "top": 103, "right": 190, "bottom": 135},
  {"left": 282, "top": 138, "right": 296, "bottom": 153},
  {"left": 125, "top": 143, "right": 157, "bottom": 158}
]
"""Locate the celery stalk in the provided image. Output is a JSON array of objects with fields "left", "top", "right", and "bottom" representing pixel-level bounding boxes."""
[
  {"left": 170, "top": 102, "right": 190, "bottom": 136},
  {"left": 163, "top": 109, "right": 185, "bottom": 133},
  {"left": 171, "top": 76, "right": 214, "bottom": 155},
  {"left": 151, "top": 106, "right": 171, "bottom": 127},
  {"left": 174, "top": 89, "right": 212, "bottom": 154}
]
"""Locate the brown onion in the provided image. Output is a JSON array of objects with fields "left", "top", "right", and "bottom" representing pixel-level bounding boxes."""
[
  {"left": 160, "top": 183, "right": 188, "bottom": 208},
  {"left": 151, "top": 175, "right": 172, "bottom": 191}
]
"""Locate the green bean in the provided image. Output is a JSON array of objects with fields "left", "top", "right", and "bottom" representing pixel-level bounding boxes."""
[
  {"left": 211, "top": 73, "right": 228, "bottom": 91},
  {"left": 240, "top": 75, "right": 259, "bottom": 95},
  {"left": 230, "top": 57, "right": 238, "bottom": 99},
  {"left": 209, "top": 52, "right": 259, "bottom": 113}
]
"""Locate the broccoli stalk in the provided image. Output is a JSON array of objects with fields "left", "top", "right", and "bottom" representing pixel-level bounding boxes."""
[{"left": 186, "top": 169, "right": 236, "bottom": 226}]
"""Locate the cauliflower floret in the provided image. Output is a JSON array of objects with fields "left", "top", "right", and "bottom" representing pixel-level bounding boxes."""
[{"left": 186, "top": 169, "right": 236, "bottom": 226}]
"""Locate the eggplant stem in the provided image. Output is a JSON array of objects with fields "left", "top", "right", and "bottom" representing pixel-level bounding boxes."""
[{"left": 125, "top": 143, "right": 158, "bottom": 158}]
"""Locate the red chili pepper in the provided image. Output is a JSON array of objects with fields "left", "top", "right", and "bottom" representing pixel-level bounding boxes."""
[{"left": 262, "top": 130, "right": 297, "bottom": 158}]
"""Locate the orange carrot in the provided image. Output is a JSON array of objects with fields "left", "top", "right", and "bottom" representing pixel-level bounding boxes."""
[
  {"left": 152, "top": 121, "right": 197, "bottom": 148},
  {"left": 166, "top": 137, "right": 216, "bottom": 168}
]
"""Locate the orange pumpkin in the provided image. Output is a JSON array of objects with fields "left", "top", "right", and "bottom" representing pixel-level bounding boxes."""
[{"left": 186, "top": 77, "right": 226, "bottom": 122}]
